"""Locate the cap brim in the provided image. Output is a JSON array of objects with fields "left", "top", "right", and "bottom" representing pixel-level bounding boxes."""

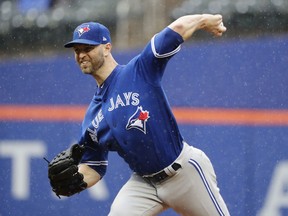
[{"left": 64, "top": 39, "right": 101, "bottom": 48}]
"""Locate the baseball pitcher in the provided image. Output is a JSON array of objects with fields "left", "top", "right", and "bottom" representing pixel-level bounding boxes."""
[{"left": 47, "top": 14, "right": 230, "bottom": 215}]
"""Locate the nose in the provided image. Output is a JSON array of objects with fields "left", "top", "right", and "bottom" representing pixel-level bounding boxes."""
[
  {"left": 78, "top": 51, "right": 86, "bottom": 58},
  {"left": 76, "top": 50, "right": 87, "bottom": 60}
]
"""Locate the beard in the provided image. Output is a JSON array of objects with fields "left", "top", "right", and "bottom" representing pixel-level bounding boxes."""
[{"left": 79, "top": 51, "right": 105, "bottom": 75}]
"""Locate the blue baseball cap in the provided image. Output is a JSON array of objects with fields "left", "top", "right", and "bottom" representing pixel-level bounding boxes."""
[{"left": 64, "top": 22, "right": 111, "bottom": 48}]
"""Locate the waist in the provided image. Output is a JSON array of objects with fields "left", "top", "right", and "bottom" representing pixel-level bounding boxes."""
[
  {"left": 141, "top": 141, "right": 190, "bottom": 183},
  {"left": 142, "top": 162, "right": 182, "bottom": 183}
]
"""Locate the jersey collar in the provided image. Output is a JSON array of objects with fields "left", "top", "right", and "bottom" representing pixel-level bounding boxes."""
[{"left": 93, "top": 65, "right": 120, "bottom": 101}]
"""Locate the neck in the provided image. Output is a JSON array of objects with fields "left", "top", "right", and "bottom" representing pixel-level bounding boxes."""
[{"left": 94, "top": 57, "right": 118, "bottom": 87}]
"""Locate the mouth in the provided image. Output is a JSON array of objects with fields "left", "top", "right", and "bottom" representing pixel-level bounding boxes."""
[
  {"left": 80, "top": 60, "right": 89, "bottom": 66},
  {"left": 79, "top": 60, "right": 92, "bottom": 74}
]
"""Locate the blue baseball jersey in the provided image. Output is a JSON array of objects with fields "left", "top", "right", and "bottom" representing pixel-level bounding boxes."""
[{"left": 79, "top": 27, "right": 185, "bottom": 177}]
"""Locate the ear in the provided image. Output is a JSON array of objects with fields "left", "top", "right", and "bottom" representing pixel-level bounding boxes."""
[{"left": 103, "top": 43, "right": 112, "bottom": 57}]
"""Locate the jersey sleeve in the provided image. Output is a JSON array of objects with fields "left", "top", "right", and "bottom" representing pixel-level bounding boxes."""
[
  {"left": 78, "top": 129, "right": 108, "bottom": 178},
  {"left": 151, "top": 27, "right": 184, "bottom": 58},
  {"left": 137, "top": 27, "right": 184, "bottom": 85}
]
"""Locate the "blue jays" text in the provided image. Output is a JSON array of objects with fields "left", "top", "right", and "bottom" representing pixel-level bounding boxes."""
[{"left": 108, "top": 92, "right": 140, "bottom": 111}]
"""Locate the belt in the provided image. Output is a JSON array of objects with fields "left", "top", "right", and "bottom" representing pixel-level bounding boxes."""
[{"left": 142, "top": 162, "right": 182, "bottom": 183}]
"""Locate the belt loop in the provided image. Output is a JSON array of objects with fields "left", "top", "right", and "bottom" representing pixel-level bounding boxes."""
[
  {"left": 164, "top": 166, "right": 174, "bottom": 176},
  {"left": 164, "top": 162, "right": 182, "bottom": 177}
]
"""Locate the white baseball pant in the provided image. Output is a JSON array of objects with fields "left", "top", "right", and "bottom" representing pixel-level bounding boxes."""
[{"left": 108, "top": 142, "right": 230, "bottom": 216}]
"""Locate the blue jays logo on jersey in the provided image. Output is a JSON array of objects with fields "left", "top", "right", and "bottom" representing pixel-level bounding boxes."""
[
  {"left": 126, "top": 106, "right": 150, "bottom": 134},
  {"left": 77, "top": 25, "right": 90, "bottom": 37}
]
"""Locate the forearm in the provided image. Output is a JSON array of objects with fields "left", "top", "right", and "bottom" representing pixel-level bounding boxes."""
[
  {"left": 168, "top": 14, "right": 226, "bottom": 41},
  {"left": 78, "top": 164, "right": 101, "bottom": 188}
]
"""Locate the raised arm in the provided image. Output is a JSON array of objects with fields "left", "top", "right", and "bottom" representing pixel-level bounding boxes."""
[{"left": 168, "top": 14, "right": 227, "bottom": 41}]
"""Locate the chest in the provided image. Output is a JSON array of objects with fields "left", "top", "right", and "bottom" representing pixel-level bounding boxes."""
[{"left": 82, "top": 68, "right": 168, "bottom": 149}]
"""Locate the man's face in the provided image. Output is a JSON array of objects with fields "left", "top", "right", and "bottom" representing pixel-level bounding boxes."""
[{"left": 73, "top": 44, "right": 105, "bottom": 75}]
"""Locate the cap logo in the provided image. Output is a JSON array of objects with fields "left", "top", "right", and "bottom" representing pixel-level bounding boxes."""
[
  {"left": 77, "top": 25, "right": 90, "bottom": 37},
  {"left": 103, "top": 36, "right": 107, "bottom": 41}
]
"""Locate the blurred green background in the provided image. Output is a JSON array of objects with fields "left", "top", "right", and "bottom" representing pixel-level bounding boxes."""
[{"left": 0, "top": 0, "right": 288, "bottom": 58}]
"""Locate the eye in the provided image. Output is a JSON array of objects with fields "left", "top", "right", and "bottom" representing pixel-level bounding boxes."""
[
  {"left": 73, "top": 48, "right": 81, "bottom": 54},
  {"left": 84, "top": 46, "right": 95, "bottom": 53},
  {"left": 74, "top": 46, "right": 95, "bottom": 54}
]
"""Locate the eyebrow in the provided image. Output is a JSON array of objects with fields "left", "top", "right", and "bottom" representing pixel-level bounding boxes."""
[{"left": 73, "top": 45, "right": 96, "bottom": 52}]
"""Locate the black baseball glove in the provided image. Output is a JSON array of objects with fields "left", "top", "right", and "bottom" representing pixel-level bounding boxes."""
[{"left": 48, "top": 144, "right": 87, "bottom": 198}]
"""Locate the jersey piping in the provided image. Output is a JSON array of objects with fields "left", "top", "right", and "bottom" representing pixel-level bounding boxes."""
[
  {"left": 81, "top": 160, "right": 108, "bottom": 166},
  {"left": 151, "top": 34, "right": 182, "bottom": 58}
]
